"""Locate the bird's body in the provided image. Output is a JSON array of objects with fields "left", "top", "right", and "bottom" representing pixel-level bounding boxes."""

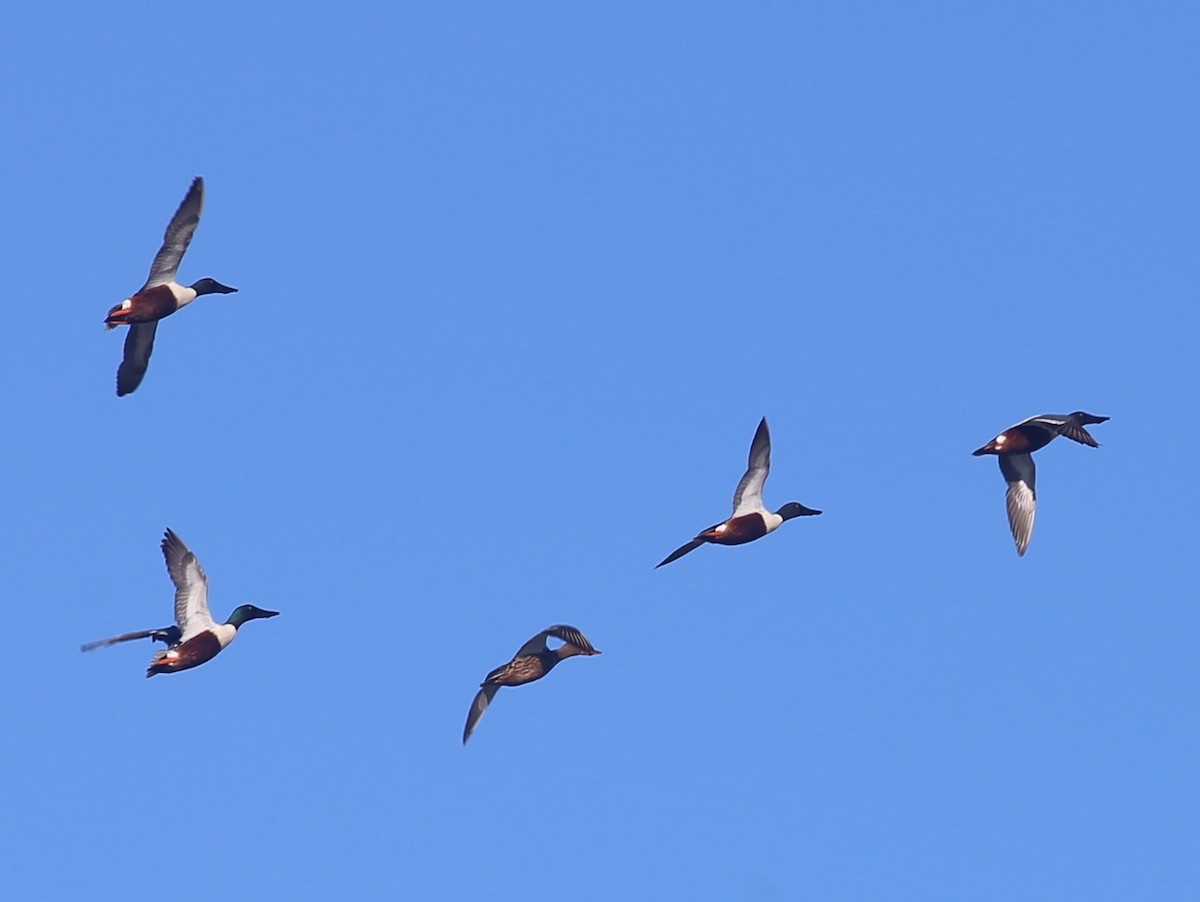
[
  {"left": 81, "top": 529, "right": 277, "bottom": 676},
  {"left": 973, "top": 412, "right": 1109, "bottom": 556},
  {"left": 656, "top": 417, "right": 821, "bottom": 568},
  {"left": 106, "top": 177, "right": 237, "bottom": 396},
  {"left": 463, "top": 625, "right": 601, "bottom": 744}
]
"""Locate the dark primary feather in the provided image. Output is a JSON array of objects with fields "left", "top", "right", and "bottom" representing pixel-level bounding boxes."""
[
  {"left": 1055, "top": 418, "right": 1104, "bottom": 447},
  {"left": 655, "top": 537, "right": 705, "bottom": 569},
  {"left": 80, "top": 625, "right": 180, "bottom": 653},
  {"left": 543, "top": 624, "right": 597, "bottom": 653},
  {"left": 116, "top": 321, "right": 157, "bottom": 396}
]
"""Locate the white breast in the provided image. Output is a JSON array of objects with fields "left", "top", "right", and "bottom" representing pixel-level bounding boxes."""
[
  {"left": 213, "top": 624, "right": 238, "bottom": 649},
  {"left": 762, "top": 512, "right": 784, "bottom": 533},
  {"left": 169, "top": 282, "right": 199, "bottom": 308}
]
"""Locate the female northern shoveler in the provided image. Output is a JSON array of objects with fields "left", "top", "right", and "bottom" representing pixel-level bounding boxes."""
[
  {"left": 81, "top": 529, "right": 277, "bottom": 676},
  {"left": 463, "top": 625, "right": 601, "bottom": 744},
  {"left": 972, "top": 411, "right": 1109, "bottom": 556},
  {"left": 656, "top": 417, "right": 822, "bottom": 568},
  {"left": 105, "top": 177, "right": 237, "bottom": 396}
]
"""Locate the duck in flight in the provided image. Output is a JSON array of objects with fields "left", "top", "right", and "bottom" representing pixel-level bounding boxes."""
[
  {"left": 972, "top": 412, "right": 1109, "bottom": 556},
  {"left": 463, "top": 625, "right": 601, "bottom": 744},
  {"left": 656, "top": 417, "right": 822, "bottom": 568},
  {"left": 81, "top": 529, "right": 277, "bottom": 676},
  {"left": 105, "top": 177, "right": 237, "bottom": 396}
]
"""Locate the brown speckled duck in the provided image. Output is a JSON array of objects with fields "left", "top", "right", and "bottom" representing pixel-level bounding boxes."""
[
  {"left": 656, "top": 417, "right": 821, "bottom": 568},
  {"left": 81, "top": 529, "right": 277, "bottom": 676},
  {"left": 463, "top": 625, "right": 601, "bottom": 744},
  {"left": 973, "top": 412, "right": 1109, "bottom": 556},
  {"left": 104, "top": 177, "right": 237, "bottom": 396}
]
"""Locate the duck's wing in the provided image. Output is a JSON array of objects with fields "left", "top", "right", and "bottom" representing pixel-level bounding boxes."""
[
  {"left": 116, "top": 322, "right": 158, "bottom": 397},
  {"left": 1021, "top": 413, "right": 1101, "bottom": 448},
  {"left": 542, "top": 624, "right": 598, "bottom": 653},
  {"left": 999, "top": 454, "right": 1037, "bottom": 557},
  {"left": 731, "top": 417, "right": 771, "bottom": 518},
  {"left": 80, "top": 625, "right": 180, "bottom": 652},
  {"left": 462, "top": 683, "right": 500, "bottom": 744},
  {"left": 1057, "top": 414, "right": 1106, "bottom": 447},
  {"left": 513, "top": 629, "right": 555, "bottom": 658},
  {"left": 655, "top": 537, "right": 705, "bottom": 568},
  {"left": 141, "top": 177, "right": 204, "bottom": 290},
  {"left": 161, "top": 528, "right": 215, "bottom": 640}
]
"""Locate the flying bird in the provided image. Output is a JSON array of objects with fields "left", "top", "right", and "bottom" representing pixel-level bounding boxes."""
[
  {"left": 656, "top": 417, "right": 822, "bottom": 568},
  {"left": 463, "top": 625, "right": 601, "bottom": 744},
  {"left": 82, "top": 529, "right": 278, "bottom": 677},
  {"left": 105, "top": 177, "right": 237, "bottom": 396},
  {"left": 972, "top": 412, "right": 1109, "bottom": 556}
]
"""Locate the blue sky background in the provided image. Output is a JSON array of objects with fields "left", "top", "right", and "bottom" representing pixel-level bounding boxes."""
[{"left": 1, "top": 2, "right": 1197, "bottom": 899}]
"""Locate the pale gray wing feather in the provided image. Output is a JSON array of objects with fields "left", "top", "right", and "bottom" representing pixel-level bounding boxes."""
[
  {"left": 142, "top": 177, "right": 204, "bottom": 289},
  {"left": 463, "top": 684, "right": 500, "bottom": 744},
  {"left": 116, "top": 321, "right": 157, "bottom": 396},
  {"left": 161, "top": 528, "right": 215, "bottom": 639},
  {"left": 999, "top": 454, "right": 1037, "bottom": 557},
  {"left": 731, "top": 417, "right": 771, "bottom": 517}
]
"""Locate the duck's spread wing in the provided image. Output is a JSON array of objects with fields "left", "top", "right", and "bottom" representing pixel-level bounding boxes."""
[
  {"left": 513, "top": 629, "right": 554, "bottom": 658},
  {"left": 731, "top": 417, "right": 771, "bottom": 518},
  {"left": 116, "top": 322, "right": 158, "bottom": 397},
  {"left": 999, "top": 454, "right": 1037, "bottom": 556},
  {"left": 655, "top": 537, "right": 705, "bottom": 568},
  {"left": 161, "top": 528, "right": 215, "bottom": 640},
  {"left": 462, "top": 683, "right": 500, "bottom": 744},
  {"left": 1056, "top": 418, "right": 1103, "bottom": 447},
  {"left": 543, "top": 624, "right": 597, "bottom": 653},
  {"left": 1022, "top": 413, "right": 1102, "bottom": 448},
  {"left": 142, "top": 177, "right": 204, "bottom": 289},
  {"left": 80, "top": 625, "right": 180, "bottom": 652}
]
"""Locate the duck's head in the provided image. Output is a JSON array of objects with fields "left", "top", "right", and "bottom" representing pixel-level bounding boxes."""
[
  {"left": 226, "top": 604, "right": 279, "bottom": 629},
  {"left": 777, "top": 502, "right": 822, "bottom": 521},
  {"left": 190, "top": 278, "right": 238, "bottom": 297},
  {"left": 1069, "top": 411, "right": 1110, "bottom": 426}
]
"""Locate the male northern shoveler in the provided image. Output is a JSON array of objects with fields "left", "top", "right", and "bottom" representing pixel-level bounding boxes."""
[
  {"left": 81, "top": 529, "right": 277, "bottom": 676},
  {"left": 105, "top": 177, "right": 237, "bottom": 396},
  {"left": 463, "top": 625, "right": 601, "bottom": 744},
  {"left": 656, "top": 417, "right": 822, "bottom": 568},
  {"left": 972, "top": 412, "right": 1109, "bottom": 556}
]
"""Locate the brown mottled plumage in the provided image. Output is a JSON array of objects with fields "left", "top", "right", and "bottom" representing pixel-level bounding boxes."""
[{"left": 462, "top": 625, "right": 601, "bottom": 744}]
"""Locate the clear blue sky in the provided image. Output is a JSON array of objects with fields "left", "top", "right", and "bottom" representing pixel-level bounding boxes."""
[{"left": 2, "top": 2, "right": 1197, "bottom": 899}]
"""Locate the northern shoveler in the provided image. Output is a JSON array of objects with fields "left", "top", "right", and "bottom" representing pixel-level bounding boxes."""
[
  {"left": 463, "top": 625, "right": 601, "bottom": 744},
  {"left": 972, "top": 412, "right": 1109, "bottom": 556},
  {"left": 656, "top": 417, "right": 822, "bottom": 568},
  {"left": 81, "top": 529, "right": 277, "bottom": 676},
  {"left": 105, "top": 177, "right": 237, "bottom": 396}
]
